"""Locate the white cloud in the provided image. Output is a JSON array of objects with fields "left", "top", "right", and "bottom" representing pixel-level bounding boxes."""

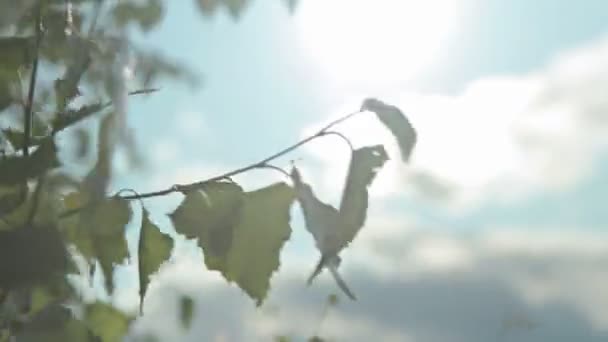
[
  {"left": 127, "top": 217, "right": 608, "bottom": 342},
  {"left": 298, "top": 35, "right": 608, "bottom": 209}
]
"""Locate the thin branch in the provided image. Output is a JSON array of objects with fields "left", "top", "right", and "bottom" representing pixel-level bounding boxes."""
[
  {"left": 128, "top": 88, "right": 160, "bottom": 96},
  {"left": 57, "top": 109, "right": 365, "bottom": 218},
  {"left": 22, "top": 4, "right": 43, "bottom": 157},
  {"left": 254, "top": 163, "right": 291, "bottom": 179},
  {"left": 118, "top": 110, "right": 364, "bottom": 200},
  {"left": 320, "top": 131, "right": 354, "bottom": 151}
]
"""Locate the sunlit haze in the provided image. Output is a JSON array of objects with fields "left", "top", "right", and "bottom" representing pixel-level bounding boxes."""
[{"left": 295, "top": 0, "right": 462, "bottom": 86}]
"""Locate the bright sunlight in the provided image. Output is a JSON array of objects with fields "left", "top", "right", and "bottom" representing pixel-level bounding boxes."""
[{"left": 294, "top": 0, "right": 462, "bottom": 86}]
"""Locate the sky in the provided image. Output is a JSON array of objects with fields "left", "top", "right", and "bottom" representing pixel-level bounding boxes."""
[{"left": 98, "top": 1, "right": 608, "bottom": 341}]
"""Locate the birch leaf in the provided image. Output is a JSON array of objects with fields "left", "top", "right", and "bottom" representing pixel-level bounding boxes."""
[
  {"left": 138, "top": 209, "right": 173, "bottom": 313},
  {"left": 361, "top": 98, "right": 417, "bottom": 162}
]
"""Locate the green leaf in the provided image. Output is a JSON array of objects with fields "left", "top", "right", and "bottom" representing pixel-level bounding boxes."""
[
  {"left": 85, "top": 302, "right": 132, "bottom": 342},
  {"left": 0, "top": 225, "right": 69, "bottom": 291},
  {"left": 179, "top": 295, "right": 194, "bottom": 330},
  {"left": 0, "top": 138, "right": 61, "bottom": 185},
  {"left": 170, "top": 181, "right": 244, "bottom": 269},
  {"left": 219, "top": 182, "right": 294, "bottom": 305},
  {"left": 170, "top": 182, "right": 294, "bottom": 305},
  {"left": 361, "top": 98, "right": 417, "bottom": 162},
  {"left": 138, "top": 209, "right": 173, "bottom": 313},
  {"left": 291, "top": 166, "right": 356, "bottom": 300}
]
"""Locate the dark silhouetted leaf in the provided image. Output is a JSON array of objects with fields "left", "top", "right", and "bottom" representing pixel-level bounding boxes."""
[
  {"left": 85, "top": 302, "right": 132, "bottom": 342},
  {"left": 0, "top": 225, "right": 69, "bottom": 291},
  {"left": 138, "top": 208, "right": 173, "bottom": 313},
  {"left": 361, "top": 98, "right": 417, "bottom": 162},
  {"left": 0, "top": 138, "right": 61, "bottom": 185},
  {"left": 291, "top": 166, "right": 356, "bottom": 300},
  {"left": 179, "top": 295, "right": 194, "bottom": 330}
]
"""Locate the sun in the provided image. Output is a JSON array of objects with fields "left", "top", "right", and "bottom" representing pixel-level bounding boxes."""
[{"left": 294, "top": 0, "right": 461, "bottom": 86}]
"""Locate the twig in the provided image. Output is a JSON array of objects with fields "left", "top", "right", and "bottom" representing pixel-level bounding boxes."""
[
  {"left": 118, "top": 110, "right": 362, "bottom": 200},
  {"left": 22, "top": 4, "right": 43, "bottom": 157},
  {"left": 58, "top": 109, "right": 363, "bottom": 218},
  {"left": 128, "top": 88, "right": 160, "bottom": 96}
]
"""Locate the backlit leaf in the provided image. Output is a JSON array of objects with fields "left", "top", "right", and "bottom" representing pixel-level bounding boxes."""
[
  {"left": 170, "top": 181, "right": 244, "bottom": 270},
  {"left": 138, "top": 208, "right": 173, "bottom": 313},
  {"left": 170, "top": 182, "right": 294, "bottom": 305},
  {"left": 291, "top": 166, "right": 356, "bottom": 300},
  {"left": 361, "top": 98, "right": 417, "bottom": 162},
  {"left": 223, "top": 183, "right": 294, "bottom": 304}
]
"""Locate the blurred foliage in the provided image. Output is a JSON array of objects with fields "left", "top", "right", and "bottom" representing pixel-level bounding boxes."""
[
  {"left": 0, "top": 1, "right": 417, "bottom": 341},
  {"left": 178, "top": 295, "right": 195, "bottom": 330}
]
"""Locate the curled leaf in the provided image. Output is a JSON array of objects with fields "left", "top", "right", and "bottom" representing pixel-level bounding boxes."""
[
  {"left": 336, "top": 145, "right": 388, "bottom": 253},
  {"left": 291, "top": 167, "right": 355, "bottom": 300},
  {"left": 361, "top": 98, "right": 417, "bottom": 162}
]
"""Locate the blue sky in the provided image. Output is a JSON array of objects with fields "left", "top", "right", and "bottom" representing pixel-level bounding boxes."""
[
  {"left": 122, "top": 0, "right": 608, "bottom": 232},
  {"left": 108, "top": 1, "right": 608, "bottom": 341}
]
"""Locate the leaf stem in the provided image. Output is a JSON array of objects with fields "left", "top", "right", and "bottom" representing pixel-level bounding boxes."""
[
  {"left": 117, "top": 110, "right": 363, "bottom": 200},
  {"left": 58, "top": 109, "right": 364, "bottom": 219}
]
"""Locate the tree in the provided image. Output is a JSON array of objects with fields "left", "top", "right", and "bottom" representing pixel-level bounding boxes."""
[{"left": 0, "top": 1, "right": 416, "bottom": 341}]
